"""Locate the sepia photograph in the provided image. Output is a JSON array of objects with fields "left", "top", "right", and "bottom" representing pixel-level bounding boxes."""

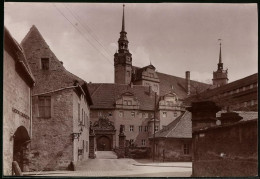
[{"left": 3, "top": 2, "right": 258, "bottom": 177}]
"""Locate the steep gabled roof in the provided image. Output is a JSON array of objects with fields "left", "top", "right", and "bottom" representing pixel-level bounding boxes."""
[
  {"left": 20, "top": 25, "right": 92, "bottom": 104},
  {"left": 88, "top": 83, "right": 156, "bottom": 110},
  {"left": 152, "top": 111, "right": 192, "bottom": 139}
]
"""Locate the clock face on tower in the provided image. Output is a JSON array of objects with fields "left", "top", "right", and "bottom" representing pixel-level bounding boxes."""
[{"left": 126, "top": 56, "right": 131, "bottom": 62}]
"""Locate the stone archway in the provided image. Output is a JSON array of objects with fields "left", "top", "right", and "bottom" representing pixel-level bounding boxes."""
[
  {"left": 13, "top": 126, "right": 30, "bottom": 172},
  {"left": 92, "top": 118, "right": 116, "bottom": 151}
]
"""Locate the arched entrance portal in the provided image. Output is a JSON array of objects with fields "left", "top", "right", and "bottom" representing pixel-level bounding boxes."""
[
  {"left": 92, "top": 118, "right": 116, "bottom": 151},
  {"left": 97, "top": 136, "right": 112, "bottom": 151},
  {"left": 13, "top": 126, "right": 30, "bottom": 172}
]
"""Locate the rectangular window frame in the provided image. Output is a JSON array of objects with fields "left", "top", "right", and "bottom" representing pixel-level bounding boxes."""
[{"left": 38, "top": 96, "right": 51, "bottom": 118}]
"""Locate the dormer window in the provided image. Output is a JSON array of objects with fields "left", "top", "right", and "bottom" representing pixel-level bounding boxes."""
[{"left": 41, "top": 58, "right": 49, "bottom": 70}]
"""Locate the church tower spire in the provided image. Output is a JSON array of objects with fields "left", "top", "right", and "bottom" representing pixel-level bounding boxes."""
[
  {"left": 212, "top": 39, "right": 228, "bottom": 87},
  {"left": 217, "top": 41, "right": 223, "bottom": 70},
  {"left": 114, "top": 4, "right": 133, "bottom": 84},
  {"left": 122, "top": 4, "right": 125, "bottom": 32}
]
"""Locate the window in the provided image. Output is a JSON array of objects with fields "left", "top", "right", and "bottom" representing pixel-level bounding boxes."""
[
  {"left": 143, "top": 113, "right": 148, "bottom": 118},
  {"left": 251, "top": 100, "right": 255, "bottom": 106},
  {"left": 119, "top": 111, "right": 124, "bottom": 117},
  {"left": 155, "top": 126, "right": 159, "bottom": 132},
  {"left": 38, "top": 96, "right": 51, "bottom": 118},
  {"left": 250, "top": 84, "right": 254, "bottom": 89},
  {"left": 174, "top": 112, "right": 177, "bottom": 117},
  {"left": 78, "top": 104, "right": 80, "bottom": 122},
  {"left": 127, "top": 71, "right": 130, "bottom": 77},
  {"left": 123, "top": 100, "right": 128, "bottom": 105},
  {"left": 98, "top": 111, "right": 102, "bottom": 117},
  {"left": 130, "top": 125, "right": 134, "bottom": 132},
  {"left": 244, "top": 102, "right": 248, "bottom": 107},
  {"left": 141, "top": 139, "right": 146, "bottom": 146},
  {"left": 154, "top": 84, "right": 158, "bottom": 91},
  {"left": 127, "top": 100, "right": 132, "bottom": 105},
  {"left": 139, "top": 126, "right": 142, "bottom": 132},
  {"left": 162, "top": 125, "right": 166, "bottom": 130},
  {"left": 183, "top": 144, "right": 190, "bottom": 155},
  {"left": 82, "top": 140, "right": 85, "bottom": 153},
  {"left": 243, "top": 87, "right": 246, "bottom": 91},
  {"left": 81, "top": 109, "right": 83, "bottom": 124},
  {"left": 121, "top": 125, "right": 125, "bottom": 131},
  {"left": 83, "top": 111, "right": 85, "bottom": 126},
  {"left": 86, "top": 141, "right": 88, "bottom": 152},
  {"left": 131, "top": 111, "right": 135, "bottom": 117},
  {"left": 236, "top": 89, "right": 239, "bottom": 93},
  {"left": 41, "top": 58, "right": 49, "bottom": 70},
  {"left": 129, "top": 139, "right": 134, "bottom": 146},
  {"left": 144, "top": 126, "right": 148, "bottom": 132},
  {"left": 149, "top": 73, "right": 154, "bottom": 78},
  {"left": 162, "top": 112, "right": 167, "bottom": 117}
]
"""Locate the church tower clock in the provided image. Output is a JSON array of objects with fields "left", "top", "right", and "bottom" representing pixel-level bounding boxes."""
[{"left": 114, "top": 5, "right": 132, "bottom": 84}]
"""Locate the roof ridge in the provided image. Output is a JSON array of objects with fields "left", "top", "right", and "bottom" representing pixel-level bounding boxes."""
[{"left": 165, "top": 111, "right": 186, "bottom": 138}]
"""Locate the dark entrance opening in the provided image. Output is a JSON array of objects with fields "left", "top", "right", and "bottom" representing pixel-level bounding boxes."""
[
  {"left": 92, "top": 117, "right": 116, "bottom": 151},
  {"left": 97, "top": 136, "right": 111, "bottom": 151},
  {"left": 13, "top": 126, "right": 30, "bottom": 172}
]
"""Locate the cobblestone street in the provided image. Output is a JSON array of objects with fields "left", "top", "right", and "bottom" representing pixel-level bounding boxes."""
[{"left": 24, "top": 151, "right": 192, "bottom": 177}]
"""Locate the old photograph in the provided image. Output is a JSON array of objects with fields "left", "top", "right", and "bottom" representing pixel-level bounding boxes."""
[{"left": 3, "top": 2, "right": 258, "bottom": 177}]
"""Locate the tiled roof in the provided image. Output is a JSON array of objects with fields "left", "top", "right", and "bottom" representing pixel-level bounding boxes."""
[
  {"left": 157, "top": 72, "right": 211, "bottom": 99},
  {"left": 88, "top": 83, "right": 156, "bottom": 110},
  {"left": 153, "top": 111, "right": 192, "bottom": 139}
]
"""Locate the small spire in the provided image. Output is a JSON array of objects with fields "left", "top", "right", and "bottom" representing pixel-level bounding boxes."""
[
  {"left": 218, "top": 39, "right": 222, "bottom": 64},
  {"left": 122, "top": 4, "right": 125, "bottom": 32}
]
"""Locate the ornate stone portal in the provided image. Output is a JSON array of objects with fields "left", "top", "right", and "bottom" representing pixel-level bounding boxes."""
[{"left": 92, "top": 118, "right": 116, "bottom": 151}]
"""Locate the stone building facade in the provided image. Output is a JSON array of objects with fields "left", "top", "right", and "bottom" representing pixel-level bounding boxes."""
[
  {"left": 149, "top": 111, "right": 192, "bottom": 162},
  {"left": 188, "top": 101, "right": 257, "bottom": 177},
  {"left": 3, "top": 27, "right": 35, "bottom": 175},
  {"left": 186, "top": 73, "right": 258, "bottom": 111},
  {"left": 20, "top": 25, "right": 93, "bottom": 171},
  {"left": 88, "top": 6, "right": 210, "bottom": 151}
]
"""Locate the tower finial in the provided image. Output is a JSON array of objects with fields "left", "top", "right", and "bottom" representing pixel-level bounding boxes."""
[
  {"left": 218, "top": 39, "right": 222, "bottom": 64},
  {"left": 122, "top": 4, "right": 125, "bottom": 32}
]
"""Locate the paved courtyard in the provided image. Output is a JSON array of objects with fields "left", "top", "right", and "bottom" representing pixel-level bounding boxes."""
[{"left": 24, "top": 151, "right": 192, "bottom": 177}]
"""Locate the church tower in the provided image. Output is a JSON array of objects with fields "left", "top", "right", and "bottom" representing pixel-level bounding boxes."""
[
  {"left": 212, "top": 41, "right": 228, "bottom": 87},
  {"left": 114, "top": 5, "right": 132, "bottom": 84}
]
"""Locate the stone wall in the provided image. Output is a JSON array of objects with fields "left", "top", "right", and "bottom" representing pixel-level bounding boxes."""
[
  {"left": 151, "top": 138, "right": 192, "bottom": 162},
  {"left": 29, "top": 89, "right": 74, "bottom": 171},
  {"left": 3, "top": 48, "right": 32, "bottom": 175},
  {"left": 192, "top": 119, "right": 257, "bottom": 177}
]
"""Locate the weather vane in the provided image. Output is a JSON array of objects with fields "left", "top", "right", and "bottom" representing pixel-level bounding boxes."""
[{"left": 218, "top": 38, "right": 222, "bottom": 46}]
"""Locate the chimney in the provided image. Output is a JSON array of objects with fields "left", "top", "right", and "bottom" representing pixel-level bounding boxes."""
[{"left": 186, "top": 71, "right": 191, "bottom": 95}]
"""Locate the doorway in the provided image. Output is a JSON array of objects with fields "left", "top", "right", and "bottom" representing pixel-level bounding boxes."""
[
  {"left": 13, "top": 126, "right": 30, "bottom": 172},
  {"left": 97, "top": 136, "right": 111, "bottom": 151}
]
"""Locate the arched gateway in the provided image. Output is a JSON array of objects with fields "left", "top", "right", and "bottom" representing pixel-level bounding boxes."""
[
  {"left": 13, "top": 126, "right": 31, "bottom": 172},
  {"left": 92, "top": 118, "right": 116, "bottom": 151}
]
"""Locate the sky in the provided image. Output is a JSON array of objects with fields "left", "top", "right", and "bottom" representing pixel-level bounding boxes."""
[{"left": 4, "top": 3, "right": 258, "bottom": 84}]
